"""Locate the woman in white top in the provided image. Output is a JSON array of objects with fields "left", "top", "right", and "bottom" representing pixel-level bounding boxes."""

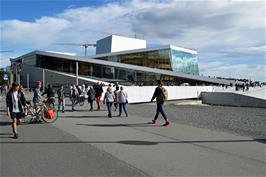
[
  {"left": 103, "top": 87, "right": 115, "bottom": 118},
  {"left": 118, "top": 86, "right": 128, "bottom": 117}
]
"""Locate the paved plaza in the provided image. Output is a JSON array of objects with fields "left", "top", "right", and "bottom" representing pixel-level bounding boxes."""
[{"left": 0, "top": 94, "right": 265, "bottom": 177}]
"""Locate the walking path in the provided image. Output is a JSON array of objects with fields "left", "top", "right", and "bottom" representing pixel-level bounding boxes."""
[{"left": 0, "top": 97, "right": 265, "bottom": 176}]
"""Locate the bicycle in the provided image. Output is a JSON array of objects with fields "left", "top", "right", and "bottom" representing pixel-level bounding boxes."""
[{"left": 23, "top": 100, "right": 59, "bottom": 124}]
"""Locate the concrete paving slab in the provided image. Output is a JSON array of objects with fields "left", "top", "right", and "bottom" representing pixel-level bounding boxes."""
[
  {"left": 53, "top": 108, "right": 266, "bottom": 176},
  {"left": 1, "top": 96, "right": 265, "bottom": 177}
]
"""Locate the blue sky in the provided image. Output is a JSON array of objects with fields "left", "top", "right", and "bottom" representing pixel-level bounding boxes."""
[
  {"left": 0, "top": 0, "right": 265, "bottom": 81},
  {"left": 1, "top": 0, "right": 118, "bottom": 21}
]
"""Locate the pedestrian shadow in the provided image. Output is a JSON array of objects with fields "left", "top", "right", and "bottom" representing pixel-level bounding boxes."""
[
  {"left": 255, "top": 139, "right": 266, "bottom": 144},
  {"left": 61, "top": 115, "right": 107, "bottom": 119},
  {"left": 0, "top": 133, "right": 13, "bottom": 135},
  {"left": 0, "top": 121, "right": 12, "bottom": 126},
  {"left": 1, "top": 139, "right": 265, "bottom": 145},
  {"left": 0, "top": 133, "right": 13, "bottom": 139},
  {"left": 63, "top": 109, "right": 108, "bottom": 112},
  {"left": 76, "top": 123, "right": 156, "bottom": 128},
  {"left": 117, "top": 140, "right": 158, "bottom": 145}
]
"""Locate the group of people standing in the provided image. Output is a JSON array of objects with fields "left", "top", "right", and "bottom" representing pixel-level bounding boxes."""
[
  {"left": 5, "top": 80, "right": 171, "bottom": 139},
  {"left": 66, "top": 82, "right": 129, "bottom": 118},
  {"left": 103, "top": 84, "right": 128, "bottom": 118},
  {"left": 85, "top": 82, "right": 129, "bottom": 118}
]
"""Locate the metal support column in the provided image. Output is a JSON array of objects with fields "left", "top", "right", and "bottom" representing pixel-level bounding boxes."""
[
  {"left": 76, "top": 62, "right": 79, "bottom": 85},
  {"left": 42, "top": 69, "right": 45, "bottom": 91},
  {"left": 27, "top": 73, "right": 29, "bottom": 91}
]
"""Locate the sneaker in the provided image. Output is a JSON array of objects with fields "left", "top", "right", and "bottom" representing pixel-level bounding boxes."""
[
  {"left": 151, "top": 119, "right": 156, "bottom": 124},
  {"left": 163, "top": 121, "right": 170, "bottom": 126},
  {"left": 14, "top": 133, "right": 18, "bottom": 139}
]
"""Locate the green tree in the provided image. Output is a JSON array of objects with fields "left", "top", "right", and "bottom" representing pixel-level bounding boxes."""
[{"left": 0, "top": 69, "right": 10, "bottom": 85}]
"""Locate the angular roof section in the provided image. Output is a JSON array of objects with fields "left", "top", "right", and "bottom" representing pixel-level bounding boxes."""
[
  {"left": 89, "top": 44, "right": 197, "bottom": 59},
  {"left": 11, "top": 50, "right": 230, "bottom": 85}
]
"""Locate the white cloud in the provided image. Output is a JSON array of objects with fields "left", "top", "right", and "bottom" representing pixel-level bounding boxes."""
[
  {"left": 199, "top": 62, "right": 266, "bottom": 81},
  {"left": 2, "top": 17, "right": 70, "bottom": 46},
  {"left": 0, "top": 0, "right": 265, "bottom": 80},
  {"left": 221, "top": 46, "right": 266, "bottom": 54}
]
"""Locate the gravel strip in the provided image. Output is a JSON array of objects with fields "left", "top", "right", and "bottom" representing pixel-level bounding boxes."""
[{"left": 128, "top": 102, "right": 266, "bottom": 139}]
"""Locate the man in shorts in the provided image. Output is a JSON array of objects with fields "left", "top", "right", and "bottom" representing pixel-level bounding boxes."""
[{"left": 6, "top": 82, "right": 26, "bottom": 138}]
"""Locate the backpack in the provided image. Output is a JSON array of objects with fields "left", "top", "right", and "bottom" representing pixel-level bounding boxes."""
[
  {"left": 161, "top": 87, "right": 168, "bottom": 101},
  {"left": 44, "top": 109, "right": 55, "bottom": 119}
]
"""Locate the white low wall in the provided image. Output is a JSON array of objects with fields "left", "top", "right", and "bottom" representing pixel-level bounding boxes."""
[{"left": 102, "top": 86, "right": 214, "bottom": 103}]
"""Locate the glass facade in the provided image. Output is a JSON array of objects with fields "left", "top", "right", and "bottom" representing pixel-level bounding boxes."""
[
  {"left": 170, "top": 49, "right": 199, "bottom": 75},
  {"left": 32, "top": 54, "right": 204, "bottom": 86},
  {"left": 95, "top": 49, "right": 172, "bottom": 71},
  {"left": 22, "top": 55, "right": 36, "bottom": 66},
  {"left": 94, "top": 47, "right": 199, "bottom": 75}
]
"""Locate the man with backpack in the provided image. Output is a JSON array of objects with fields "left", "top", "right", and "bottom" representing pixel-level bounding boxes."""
[
  {"left": 94, "top": 82, "right": 103, "bottom": 110},
  {"left": 150, "top": 80, "right": 170, "bottom": 126}
]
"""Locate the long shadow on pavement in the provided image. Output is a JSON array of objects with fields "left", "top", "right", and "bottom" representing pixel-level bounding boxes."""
[
  {"left": 76, "top": 123, "right": 157, "bottom": 128},
  {"left": 0, "top": 121, "right": 12, "bottom": 126},
  {"left": 61, "top": 115, "right": 107, "bottom": 119},
  {"left": 1, "top": 139, "right": 265, "bottom": 144}
]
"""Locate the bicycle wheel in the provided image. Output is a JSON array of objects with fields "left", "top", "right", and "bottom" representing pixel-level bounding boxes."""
[
  {"left": 41, "top": 108, "right": 59, "bottom": 123},
  {"left": 22, "top": 114, "right": 35, "bottom": 124},
  {"left": 22, "top": 107, "right": 37, "bottom": 124}
]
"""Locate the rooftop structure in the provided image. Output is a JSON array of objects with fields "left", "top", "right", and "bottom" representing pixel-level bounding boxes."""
[{"left": 96, "top": 35, "right": 146, "bottom": 55}]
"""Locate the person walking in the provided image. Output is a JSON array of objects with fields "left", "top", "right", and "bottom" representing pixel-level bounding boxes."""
[
  {"left": 87, "top": 86, "right": 96, "bottom": 111},
  {"left": 70, "top": 84, "right": 79, "bottom": 111},
  {"left": 118, "top": 86, "right": 128, "bottom": 117},
  {"left": 103, "top": 87, "right": 115, "bottom": 118},
  {"left": 151, "top": 80, "right": 170, "bottom": 126},
  {"left": 4, "top": 85, "right": 8, "bottom": 95},
  {"left": 57, "top": 85, "right": 66, "bottom": 113},
  {"left": 42, "top": 84, "right": 55, "bottom": 107},
  {"left": 6, "top": 82, "right": 26, "bottom": 139},
  {"left": 94, "top": 82, "right": 103, "bottom": 110},
  {"left": 114, "top": 86, "right": 119, "bottom": 111},
  {"left": 42, "top": 84, "right": 54, "bottom": 98}
]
